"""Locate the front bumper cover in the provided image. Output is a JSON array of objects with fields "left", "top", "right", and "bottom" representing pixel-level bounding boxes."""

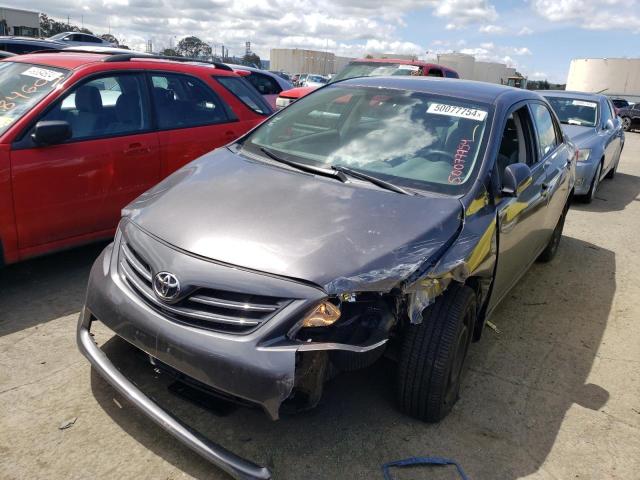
[{"left": 77, "top": 311, "right": 272, "bottom": 480}]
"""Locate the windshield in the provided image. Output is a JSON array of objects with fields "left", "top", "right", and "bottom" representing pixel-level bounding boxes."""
[
  {"left": 241, "top": 85, "right": 491, "bottom": 194},
  {"left": 545, "top": 96, "right": 599, "bottom": 127},
  {"left": 0, "top": 62, "right": 69, "bottom": 136},
  {"left": 332, "top": 62, "right": 425, "bottom": 83}
]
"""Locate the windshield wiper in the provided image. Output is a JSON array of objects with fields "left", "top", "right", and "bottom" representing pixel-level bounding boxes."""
[
  {"left": 259, "top": 147, "right": 347, "bottom": 182},
  {"left": 332, "top": 165, "right": 414, "bottom": 196}
]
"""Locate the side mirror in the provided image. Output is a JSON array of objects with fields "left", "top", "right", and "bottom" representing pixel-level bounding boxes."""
[
  {"left": 604, "top": 118, "right": 615, "bottom": 131},
  {"left": 31, "top": 121, "right": 72, "bottom": 146},
  {"left": 502, "top": 163, "right": 532, "bottom": 197}
]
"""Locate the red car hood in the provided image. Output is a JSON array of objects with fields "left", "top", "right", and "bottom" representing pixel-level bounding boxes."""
[{"left": 279, "top": 86, "right": 317, "bottom": 100}]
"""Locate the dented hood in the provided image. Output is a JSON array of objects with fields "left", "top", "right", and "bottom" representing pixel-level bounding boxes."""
[{"left": 125, "top": 148, "right": 463, "bottom": 293}]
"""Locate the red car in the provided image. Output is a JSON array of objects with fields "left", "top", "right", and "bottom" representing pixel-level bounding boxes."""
[
  {"left": 0, "top": 51, "right": 272, "bottom": 265},
  {"left": 276, "top": 58, "right": 459, "bottom": 108}
]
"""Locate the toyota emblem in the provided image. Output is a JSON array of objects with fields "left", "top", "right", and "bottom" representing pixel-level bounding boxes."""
[{"left": 153, "top": 271, "right": 181, "bottom": 301}]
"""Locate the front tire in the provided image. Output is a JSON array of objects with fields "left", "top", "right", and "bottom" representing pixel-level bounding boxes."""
[
  {"left": 581, "top": 162, "right": 602, "bottom": 204},
  {"left": 397, "top": 284, "right": 476, "bottom": 422},
  {"left": 621, "top": 116, "right": 631, "bottom": 132}
]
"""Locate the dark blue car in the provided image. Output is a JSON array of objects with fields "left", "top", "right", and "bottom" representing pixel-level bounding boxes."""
[{"left": 78, "top": 76, "right": 576, "bottom": 479}]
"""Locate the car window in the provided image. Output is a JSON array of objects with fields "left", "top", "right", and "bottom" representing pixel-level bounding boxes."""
[
  {"left": 445, "top": 70, "right": 459, "bottom": 78},
  {"left": 530, "top": 103, "right": 559, "bottom": 158},
  {"left": 427, "top": 68, "right": 443, "bottom": 77},
  {"left": 0, "top": 62, "right": 70, "bottom": 136},
  {"left": 215, "top": 76, "right": 272, "bottom": 115},
  {"left": 246, "top": 72, "right": 281, "bottom": 95},
  {"left": 496, "top": 108, "right": 535, "bottom": 184},
  {"left": 150, "top": 73, "right": 230, "bottom": 129},
  {"left": 601, "top": 98, "right": 613, "bottom": 127},
  {"left": 40, "top": 73, "right": 150, "bottom": 140},
  {"left": 3, "top": 43, "right": 41, "bottom": 54},
  {"left": 243, "top": 85, "right": 491, "bottom": 194}
]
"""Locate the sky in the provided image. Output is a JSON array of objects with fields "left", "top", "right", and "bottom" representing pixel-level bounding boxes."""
[{"left": 16, "top": 0, "right": 640, "bottom": 83}]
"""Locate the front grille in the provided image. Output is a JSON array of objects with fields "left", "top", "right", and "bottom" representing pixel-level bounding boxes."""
[{"left": 118, "top": 239, "right": 289, "bottom": 334}]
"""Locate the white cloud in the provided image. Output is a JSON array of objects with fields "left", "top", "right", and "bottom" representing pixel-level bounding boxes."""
[
  {"left": 435, "top": 0, "right": 498, "bottom": 25},
  {"left": 27, "top": 0, "right": 508, "bottom": 60},
  {"left": 528, "top": 71, "right": 548, "bottom": 80},
  {"left": 517, "top": 26, "right": 534, "bottom": 35},
  {"left": 479, "top": 24, "right": 505, "bottom": 34},
  {"left": 532, "top": 0, "right": 640, "bottom": 32}
]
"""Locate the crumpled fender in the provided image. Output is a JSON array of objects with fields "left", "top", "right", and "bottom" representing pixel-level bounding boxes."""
[{"left": 403, "top": 191, "right": 497, "bottom": 324}]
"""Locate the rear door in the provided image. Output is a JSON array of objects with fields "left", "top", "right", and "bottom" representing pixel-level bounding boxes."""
[
  {"left": 148, "top": 72, "right": 246, "bottom": 175},
  {"left": 10, "top": 72, "right": 160, "bottom": 250},
  {"left": 489, "top": 104, "right": 550, "bottom": 310}
]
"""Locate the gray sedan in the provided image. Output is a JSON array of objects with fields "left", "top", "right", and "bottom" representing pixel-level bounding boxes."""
[{"left": 543, "top": 91, "right": 625, "bottom": 203}]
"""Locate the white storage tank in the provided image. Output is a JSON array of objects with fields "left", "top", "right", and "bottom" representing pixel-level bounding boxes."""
[
  {"left": 436, "top": 53, "right": 475, "bottom": 79},
  {"left": 566, "top": 58, "right": 640, "bottom": 95}
]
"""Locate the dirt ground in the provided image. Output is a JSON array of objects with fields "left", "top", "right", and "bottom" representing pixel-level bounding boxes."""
[{"left": 2, "top": 133, "right": 640, "bottom": 480}]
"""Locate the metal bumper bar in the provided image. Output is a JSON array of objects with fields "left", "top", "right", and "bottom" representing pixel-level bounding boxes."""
[{"left": 77, "top": 315, "right": 272, "bottom": 480}]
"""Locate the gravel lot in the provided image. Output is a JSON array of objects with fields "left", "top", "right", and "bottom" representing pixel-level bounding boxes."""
[{"left": 1, "top": 133, "right": 639, "bottom": 480}]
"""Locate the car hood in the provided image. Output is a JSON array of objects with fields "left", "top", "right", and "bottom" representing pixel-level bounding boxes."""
[
  {"left": 279, "top": 86, "right": 316, "bottom": 99},
  {"left": 125, "top": 148, "right": 463, "bottom": 293},
  {"left": 561, "top": 124, "right": 597, "bottom": 145}
]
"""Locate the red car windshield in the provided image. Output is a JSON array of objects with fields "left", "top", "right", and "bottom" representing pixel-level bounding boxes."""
[{"left": 0, "top": 62, "right": 69, "bottom": 136}]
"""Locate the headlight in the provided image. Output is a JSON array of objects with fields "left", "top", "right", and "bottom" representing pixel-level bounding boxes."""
[
  {"left": 576, "top": 148, "right": 591, "bottom": 162},
  {"left": 275, "top": 97, "right": 293, "bottom": 109},
  {"left": 300, "top": 301, "right": 341, "bottom": 327}
]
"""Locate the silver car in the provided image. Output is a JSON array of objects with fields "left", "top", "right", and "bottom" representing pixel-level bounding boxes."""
[
  {"left": 48, "top": 32, "right": 115, "bottom": 47},
  {"left": 543, "top": 91, "right": 625, "bottom": 203}
]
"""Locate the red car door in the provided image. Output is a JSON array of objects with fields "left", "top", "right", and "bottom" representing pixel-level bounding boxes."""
[
  {"left": 148, "top": 72, "right": 248, "bottom": 175},
  {"left": 10, "top": 72, "right": 160, "bottom": 251}
]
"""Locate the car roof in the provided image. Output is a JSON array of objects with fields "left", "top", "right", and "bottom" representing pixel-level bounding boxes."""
[
  {"left": 5, "top": 52, "right": 237, "bottom": 73},
  {"left": 0, "top": 36, "right": 64, "bottom": 45},
  {"left": 351, "top": 58, "right": 457, "bottom": 73},
  {"left": 538, "top": 90, "right": 605, "bottom": 101},
  {"left": 337, "top": 76, "right": 540, "bottom": 105},
  {"left": 225, "top": 63, "right": 293, "bottom": 88}
]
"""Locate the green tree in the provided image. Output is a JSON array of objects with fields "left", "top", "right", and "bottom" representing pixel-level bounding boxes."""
[
  {"left": 161, "top": 48, "right": 180, "bottom": 57},
  {"left": 100, "top": 34, "right": 119, "bottom": 46},
  {"left": 176, "top": 36, "right": 211, "bottom": 58},
  {"left": 242, "top": 52, "right": 261, "bottom": 67},
  {"left": 39, "top": 14, "right": 93, "bottom": 37}
]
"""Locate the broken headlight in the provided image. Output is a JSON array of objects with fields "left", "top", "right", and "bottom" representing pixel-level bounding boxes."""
[{"left": 300, "top": 301, "right": 341, "bottom": 327}]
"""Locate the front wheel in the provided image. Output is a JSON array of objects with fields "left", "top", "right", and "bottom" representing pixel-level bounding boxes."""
[
  {"left": 621, "top": 116, "right": 631, "bottom": 132},
  {"left": 581, "top": 162, "right": 602, "bottom": 204},
  {"left": 397, "top": 284, "right": 476, "bottom": 422}
]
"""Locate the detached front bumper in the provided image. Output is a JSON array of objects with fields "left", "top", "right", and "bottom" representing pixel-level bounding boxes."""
[{"left": 77, "top": 311, "right": 272, "bottom": 480}]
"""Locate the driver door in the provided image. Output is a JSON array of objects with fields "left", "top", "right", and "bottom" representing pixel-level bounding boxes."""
[{"left": 488, "top": 104, "right": 550, "bottom": 311}]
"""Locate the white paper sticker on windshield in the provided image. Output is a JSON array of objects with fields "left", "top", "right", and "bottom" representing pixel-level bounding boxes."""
[
  {"left": 427, "top": 103, "right": 488, "bottom": 121},
  {"left": 398, "top": 65, "right": 420, "bottom": 71},
  {"left": 20, "top": 67, "right": 63, "bottom": 82},
  {"left": 572, "top": 100, "right": 596, "bottom": 108}
]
